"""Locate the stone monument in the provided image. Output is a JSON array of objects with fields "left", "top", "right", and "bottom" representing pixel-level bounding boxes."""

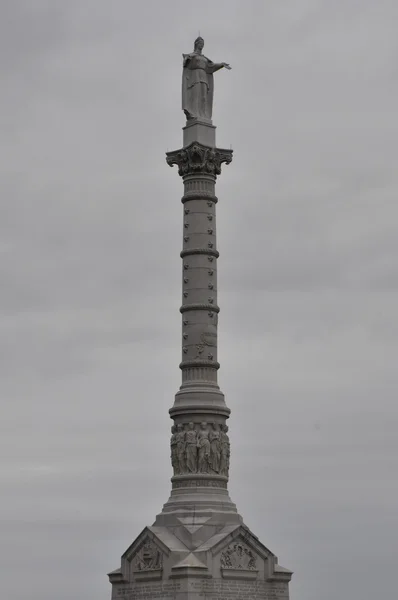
[{"left": 108, "top": 37, "right": 293, "bottom": 600}]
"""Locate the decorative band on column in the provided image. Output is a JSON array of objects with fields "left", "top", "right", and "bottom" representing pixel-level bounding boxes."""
[
  {"left": 180, "top": 303, "right": 220, "bottom": 314},
  {"left": 170, "top": 405, "right": 231, "bottom": 420},
  {"left": 171, "top": 474, "right": 228, "bottom": 489},
  {"left": 179, "top": 360, "right": 220, "bottom": 370},
  {"left": 181, "top": 193, "right": 218, "bottom": 204},
  {"left": 180, "top": 248, "right": 219, "bottom": 259},
  {"left": 181, "top": 365, "right": 218, "bottom": 382},
  {"left": 172, "top": 480, "right": 227, "bottom": 489}
]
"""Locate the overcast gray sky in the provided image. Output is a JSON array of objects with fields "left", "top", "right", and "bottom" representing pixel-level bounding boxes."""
[{"left": 1, "top": 1, "right": 397, "bottom": 599}]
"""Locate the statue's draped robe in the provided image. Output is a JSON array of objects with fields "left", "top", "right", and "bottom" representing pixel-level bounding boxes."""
[
  {"left": 182, "top": 52, "right": 215, "bottom": 121},
  {"left": 209, "top": 429, "right": 221, "bottom": 473},
  {"left": 185, "top": 430, "right": 198, "bottom": 473}
]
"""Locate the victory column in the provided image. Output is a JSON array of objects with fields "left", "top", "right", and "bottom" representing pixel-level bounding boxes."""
[{"left": 108, "top": 37, "right": 293, "bottom": 600}]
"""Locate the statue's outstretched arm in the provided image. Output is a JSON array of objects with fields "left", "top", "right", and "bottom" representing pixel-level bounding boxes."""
[{"left": 207, "top": 61, "right": 231, "bottom": 74}]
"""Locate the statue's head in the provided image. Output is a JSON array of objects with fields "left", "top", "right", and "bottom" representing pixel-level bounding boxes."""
[
  {"left": 194, "top": 36, "right": 204, "bottom": 52},
  {"left": 188, "top": 422, "right": 194, "bottom": 430}
]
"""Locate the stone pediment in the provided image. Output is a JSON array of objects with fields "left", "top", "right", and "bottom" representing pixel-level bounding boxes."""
[
  {"left": 118, "top": 526, "right": 189, "bottom": 582},
  {"left": 122, "top": 526, "right": 188, "bottom": 561},
  {"left": 195, "top": 524, "right": 273, "bottom": 561},
  {"left": 194, "top": 523, "right": 292, "bottom": 582}
]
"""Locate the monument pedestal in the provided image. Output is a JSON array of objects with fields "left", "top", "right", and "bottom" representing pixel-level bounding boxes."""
[
  {"left": 109, "top": 520, "right": 292, "bottom": 600},
  {"left": 183, "top": 119, "right": 216, "bottom": 147}
]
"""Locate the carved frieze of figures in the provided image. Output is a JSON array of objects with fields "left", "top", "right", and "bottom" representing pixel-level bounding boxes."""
[
  {"left": 170, "top": 421, "right": 230, "bottom": 477},
  {"left": 133, "top": 541, "right": 163, "bottom": 572},
  {"left": 220, "top": 543, "right": 257, "bottom": 571}
]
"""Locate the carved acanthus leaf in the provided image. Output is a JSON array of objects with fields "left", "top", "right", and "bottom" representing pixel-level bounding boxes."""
[{"left": 166, "top": 143, "right": 233, "bottom": 177}]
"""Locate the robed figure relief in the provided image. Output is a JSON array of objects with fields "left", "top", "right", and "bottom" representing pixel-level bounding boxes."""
[
  {"left": 176, "top": 423, "right": 186, "bottom": 474},
  {"left": 182, "top": 36, "right": 231, "bottom": 122},
  {"left": 220, "top": 424, "right": 230, "bottom": 477},
  {"left": 197, "top": 422, "right": 211, "bottom": 473},
  {"left": 209, "top": 422, "right": 221, "bottom": 473},
  {"left": 170, "top": 425, "right": 179, "bottom": 475},
  {"left": 185, "top": 422, "right": 198, "bottom": 473}
]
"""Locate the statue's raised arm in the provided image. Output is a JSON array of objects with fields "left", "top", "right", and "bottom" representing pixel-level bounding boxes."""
[{"left": 182, "top": 37, "right": 231, "bottom": 122}]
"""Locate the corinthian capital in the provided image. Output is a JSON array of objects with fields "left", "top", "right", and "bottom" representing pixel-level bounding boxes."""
[{"left": 166, "top": 142, "right": 233, "bottom": 177}]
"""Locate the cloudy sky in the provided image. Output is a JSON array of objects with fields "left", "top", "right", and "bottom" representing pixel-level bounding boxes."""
[{"left": 1, "top": 1, "right": 397, "bottom": 599}]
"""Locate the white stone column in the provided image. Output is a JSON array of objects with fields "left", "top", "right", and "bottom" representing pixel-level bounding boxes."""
[{"left": 164, "top": 137, "right": 234, "bottom": 514}]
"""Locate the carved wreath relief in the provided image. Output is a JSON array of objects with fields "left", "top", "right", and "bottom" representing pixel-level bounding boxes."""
[
  {"left": 170, "top": 422, "right": 230, "bottom": 477},
  {"left": 221, "top": 543, "right": 257, "bottom": 571},
  {"left": 133, "top": 541, "right": 162, "bottom": 572}
]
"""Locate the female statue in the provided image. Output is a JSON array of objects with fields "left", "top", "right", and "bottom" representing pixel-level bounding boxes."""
[
  {"left": 209, "top": 422, "right": 221, "bottom": 473},
  {"left": 176, "top": 423, "right": 186, "bottom": 474},
  {"left": 220, "top": 424, "right": 230, "bottom": 477},
  {"left": 197, "top": 422, "right": 211, "bottom": 473},
  {"left": 182, "top": 36, "right": 231, "bottom": 122},
  {"left": 170, "top": 425, "right": 179, "bottom": 475},
  {"left": 185, "top": 422, "right": 198, "bottom": 473}
]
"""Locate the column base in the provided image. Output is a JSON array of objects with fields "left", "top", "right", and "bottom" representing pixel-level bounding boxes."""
[{"left": 108, "top": 517, "right": 292, "bottom": 600}]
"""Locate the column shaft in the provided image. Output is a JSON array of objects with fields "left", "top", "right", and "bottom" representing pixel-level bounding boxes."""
[{"left": 166, "top": 142, "right": 233, "bottom": 498}]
